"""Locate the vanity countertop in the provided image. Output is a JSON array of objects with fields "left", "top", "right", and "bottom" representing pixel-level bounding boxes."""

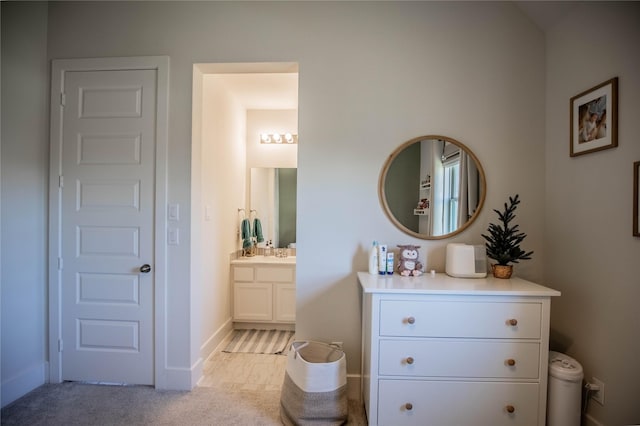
[
  {"left": 231, "top": 255, "right": 296, "bottom": 265},
  {"left": 357, "top": 271, "right": 560, "bottom": 297}
]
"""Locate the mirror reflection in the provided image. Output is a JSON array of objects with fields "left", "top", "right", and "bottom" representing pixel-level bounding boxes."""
[
  {"left": 250, "top": 168, "right": 297, "bottom": 248},
  {"left": 379, "top": 135, "right": 486, "bottom": 239}
]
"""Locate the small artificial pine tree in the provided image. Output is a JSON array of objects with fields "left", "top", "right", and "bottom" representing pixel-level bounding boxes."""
[{"left": 482, "top": 194, "right": 534, "bottom": 266}]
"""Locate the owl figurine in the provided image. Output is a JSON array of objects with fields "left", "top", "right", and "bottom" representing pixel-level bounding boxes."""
[{"left": 396, "top": 244, "right": 423, "bottom": 276}]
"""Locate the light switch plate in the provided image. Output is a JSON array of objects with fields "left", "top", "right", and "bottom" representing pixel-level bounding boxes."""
[
  {"left": 168, "top": 203, "right": 180, "bottom": 221},
  {"left": 168, "top": 228, "right": 179, "bottom": 245}
]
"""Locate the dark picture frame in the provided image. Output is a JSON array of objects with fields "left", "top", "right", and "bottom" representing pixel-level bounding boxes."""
[
  {"left": 570, "top": 77, "right": 618, "bottom": 157},
  {"left": 634, "top": 161, "right": 639, "bottom": 237}
]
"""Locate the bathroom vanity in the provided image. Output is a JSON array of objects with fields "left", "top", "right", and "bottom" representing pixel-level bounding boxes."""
[
  {"left": 358, "top": 272, "right": 560, "bottom": 426},
  {"left": 230, "top": 256, "right": 296, "bottom": 330}
]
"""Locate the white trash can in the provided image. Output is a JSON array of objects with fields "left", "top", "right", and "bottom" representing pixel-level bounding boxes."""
[{"left": 547, "top": 351, "right": 584, "bottom": 426}]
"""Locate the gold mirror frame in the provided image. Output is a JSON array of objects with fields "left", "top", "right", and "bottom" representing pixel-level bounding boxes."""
[{"left": 378, "top": 135, "right": 487, "bottom": 240}]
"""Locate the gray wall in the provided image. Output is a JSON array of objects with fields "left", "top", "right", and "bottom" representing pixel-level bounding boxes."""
[
  {"left": 2, "top": 0, "right": 547, "bottom": 404},
  {"left": 545, "top": 3, "right": 640, "bottom": 425},
  {"left": 4, "top": 4, "right": 634, "bottom": 424},
  {"left": 1, "top": 1, "right": 49, "bottom": 406},
  {"left": 43, "top": 0, "right": 547, "bottom": 389}
]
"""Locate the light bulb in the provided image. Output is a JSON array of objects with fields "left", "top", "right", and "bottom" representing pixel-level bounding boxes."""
[
  {"left": 261, "top": 133, "right": 271, "bottom": 143},
  {"left": 284, "top": 133, "right": 294, "bottom": 143},
  {"left": 273, "top": 133, "right": 282, "bottom": 143}
]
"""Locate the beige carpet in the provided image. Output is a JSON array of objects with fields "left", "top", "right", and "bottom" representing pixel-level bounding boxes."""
[{"left": 1, "top": 381, "right": 367, "bottom": 426}]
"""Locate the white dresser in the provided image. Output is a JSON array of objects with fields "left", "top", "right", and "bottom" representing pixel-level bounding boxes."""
[
  {"left": 231, "top": 256, "right": 296, "bottom": 329},
  {"left": 358, "top": 272, "right": 560, "bottom": 426}
]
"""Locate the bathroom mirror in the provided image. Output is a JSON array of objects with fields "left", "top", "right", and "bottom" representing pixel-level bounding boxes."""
[
  {"left": 250, "top": 168, "right": 297, "bottom": 248},
  {"left": 379, "top": 135, "right": 486, "bottom": 240}
]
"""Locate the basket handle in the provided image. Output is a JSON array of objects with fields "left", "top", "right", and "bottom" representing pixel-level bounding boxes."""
[{"left": 292, "top": 341, "right": 309, "bottom": 359}]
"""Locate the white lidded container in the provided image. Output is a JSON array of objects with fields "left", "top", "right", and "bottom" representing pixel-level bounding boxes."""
[
  {"left": 547, "top": 351, "right": 584, "bottom": 426},
  {"left": 368, "top": 241, "right": 378, "bottom": 275}
]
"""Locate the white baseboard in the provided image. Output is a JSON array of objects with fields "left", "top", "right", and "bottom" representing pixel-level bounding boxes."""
[
  {"left": 347, "top": 374, "right": 361, "bottom": 402},
  {"left": 584, "top": 413, "right": 605, "bottom": 426},
  {"left": 200, "top": 318, "right": 233, "bottom": 359},
  {"left": 160, "top": 366, "right": 197, "bottom": 391},
  {"left": 1, "top": 362, "right": 46, "bottom": 408},
  {"left": 233, "top": 322, "right": 295, "bottom": 331}
]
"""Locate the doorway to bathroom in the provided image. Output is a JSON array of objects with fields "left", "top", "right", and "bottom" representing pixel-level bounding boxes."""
[{"left": 191, "top": 62, "right": 299, "bottom": 389}]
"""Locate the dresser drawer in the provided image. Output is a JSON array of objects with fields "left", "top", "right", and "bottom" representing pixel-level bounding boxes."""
[
  {"left": 379, "top": 300, "right": 542, "bottom": 339},
  {"left": 379, "top": 340, "right": 540, "bottom": 379},
  {"left": 378, "top": 380, "right": 539, "bottom": 426}
]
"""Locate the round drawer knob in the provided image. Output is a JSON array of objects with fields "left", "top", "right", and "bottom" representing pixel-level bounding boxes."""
[
  {"left": 405, "top": 403, "right": 413, "bottom": 411},
  {"left": 506, "top": 405, "right": 515, "bottom": 414},
  {"left": 508, "top": 318, "right": 518, "bottom": 326},
  {"left": 507, "top": 358, "right": 516, "bottom": 366},
  {"left": 406, "top": 357, "right": 414, "bottom": 365},
  {"left": 407, "top": 316, "right": 416, "bottom": 325}
]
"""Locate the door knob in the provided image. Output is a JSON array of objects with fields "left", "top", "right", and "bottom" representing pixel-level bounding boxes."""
[{"left": 140, "top": 264, "right": 151, "bottom": 273}]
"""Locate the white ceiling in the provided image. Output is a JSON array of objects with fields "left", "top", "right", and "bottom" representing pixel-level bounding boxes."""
[{"left": 212, "top": 73, "right": 298, "bottom": 110}]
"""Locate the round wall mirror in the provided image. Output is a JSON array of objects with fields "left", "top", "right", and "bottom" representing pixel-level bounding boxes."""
[{"left": 379, "top": 135, "right": 486, "bottom": 240}]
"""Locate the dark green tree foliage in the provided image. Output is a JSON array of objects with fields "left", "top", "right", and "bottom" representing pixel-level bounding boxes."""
[{"left": 482, "top": 194, "right": 533, "bottom": 266}]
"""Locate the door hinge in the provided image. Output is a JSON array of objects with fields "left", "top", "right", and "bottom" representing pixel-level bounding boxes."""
[
  {"left": 58, "top": 339, "right": 63, "bottom": 352},
  {"left": 59, "top": 175, "right": 64, "bottom": 188},
  {"left": 60, "top": 93, "right": 66, "bottom": 107},
  {"left": 58, "top": 257, "right": 63, "bottom": 270}
]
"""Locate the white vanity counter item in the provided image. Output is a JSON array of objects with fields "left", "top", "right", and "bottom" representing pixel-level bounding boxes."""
[{"left": 358, "top": 272, "right": 560, "bottom": 426}]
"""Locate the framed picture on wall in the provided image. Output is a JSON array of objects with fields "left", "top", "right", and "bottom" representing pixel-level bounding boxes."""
[
  {"left": 570, "top": 77, "right": 618, "bottom": 157},
  {"left": 634, "top": 161, "right": 639, "bottom": 237}
]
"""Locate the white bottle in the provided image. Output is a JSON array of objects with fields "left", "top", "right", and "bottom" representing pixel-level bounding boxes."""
[
  {"left": 368, "top": 241, "right": 378, "bottom": 275},
  {"left": 378, "top": 244, "right": 387, "bottom": 275},
  {"left": 386, "top": 252, "right": 394, "bottom": 275}
]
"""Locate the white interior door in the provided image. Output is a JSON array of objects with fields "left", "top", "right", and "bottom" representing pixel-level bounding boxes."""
[{"left": 58, "top": 68, "right": 157, "bottom": 384}]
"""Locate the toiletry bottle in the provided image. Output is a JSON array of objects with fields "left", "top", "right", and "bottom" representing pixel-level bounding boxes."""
[
  {"left": 378, "top": 244, "right": 387, "bottom": 275},
  {"left": 386, "top": 251, "right": 394, "bottom": 275},
  {"left": 368, "top": 241, "right": 378, "bottom": 275}
]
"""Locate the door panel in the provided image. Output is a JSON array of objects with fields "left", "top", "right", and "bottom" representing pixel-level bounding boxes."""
[{"left": 61, "top": 69, "right": 155, "bottom": 384}]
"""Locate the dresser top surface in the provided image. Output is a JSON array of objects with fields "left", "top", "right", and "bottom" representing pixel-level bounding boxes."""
[{"left": 358, "top": 272, "right": 560, "bottom": 297}]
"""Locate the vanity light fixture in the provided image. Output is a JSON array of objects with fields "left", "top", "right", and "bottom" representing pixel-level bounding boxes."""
[
  {"left": 260, "top": 133, "right": 298, "bottom": 144},
  {"left": 284, "top": 133, "right": 294, "bottom": 143}
]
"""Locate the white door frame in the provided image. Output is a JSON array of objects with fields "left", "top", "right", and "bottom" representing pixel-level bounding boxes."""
[{"left": 48, "top": 56, "right": 169, "bottom": 386}]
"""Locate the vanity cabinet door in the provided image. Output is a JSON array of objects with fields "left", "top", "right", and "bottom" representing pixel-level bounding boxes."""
[
  {"left": 232, "top": 264, "right": 295, "bottom": 324},
  {"left": 233, "top": 282, "right": 273, "bottom": 321},
  {"left": 275, "top": 283, "right": 296, "bottom": 322}
]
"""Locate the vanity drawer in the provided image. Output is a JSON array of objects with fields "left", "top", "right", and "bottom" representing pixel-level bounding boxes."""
[
  {"left": 379, "top": 339, "right": 540, "bottom": 379},
  {"left": 256, "top": 266, "right": 294, "bottom": 283},
  {"left": 233, "top": 266, "right": 254, "bottom": 282},
  {"left": 379, "top": 300, "right": 542, "bottom": 339},
  {"left": 378, "top": 380, "right": 539, "bottom": 426}
]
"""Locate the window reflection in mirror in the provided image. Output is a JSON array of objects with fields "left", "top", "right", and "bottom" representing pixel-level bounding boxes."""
[
  {"left": 250, "top": 168, "right": 297, "bottom": 248},
  {"left": 379, "top": 136, "right": 485, "bottom": 240}
]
